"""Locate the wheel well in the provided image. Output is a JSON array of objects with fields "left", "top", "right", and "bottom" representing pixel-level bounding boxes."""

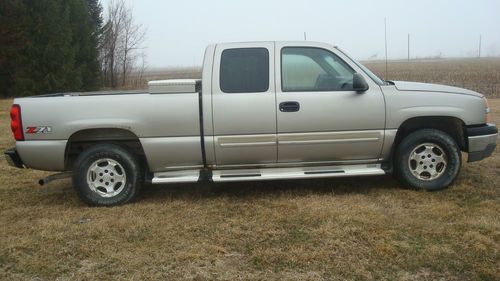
[
  {"left": 394, "top": 116, "right": 467, "bottom": 151},
  {"left": 65, "top": 128, "right": 147, "bottom": 170}
]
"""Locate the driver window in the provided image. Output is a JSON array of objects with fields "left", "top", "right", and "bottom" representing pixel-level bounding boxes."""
[{"left": 281, "top": 47, "right": 355, "bottom": 92}]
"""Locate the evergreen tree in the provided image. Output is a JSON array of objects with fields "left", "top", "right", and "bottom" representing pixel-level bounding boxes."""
[
  {"left": 0, "top": 0, "right": 30, "bottom": 97},
  {"left": 67, "top": 0, "right": 102, "bottom": 91},
  {"left": 87, "top": 0, "right": 103, "bottom": 34},
  {"left": 0, "top": 0, "right": 103, "bottom": 97},
  {"left": 20, "top": 0, "right": 79, "bottom": 95}
]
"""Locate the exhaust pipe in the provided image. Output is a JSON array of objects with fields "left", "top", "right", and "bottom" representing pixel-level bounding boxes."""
[{"left": 39, "top": 172, "right": 72, "bottom": 186}]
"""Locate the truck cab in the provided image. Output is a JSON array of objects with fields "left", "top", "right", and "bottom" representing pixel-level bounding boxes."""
[{"left": 201, "top": 41, "right": 387, "bottom": 168}]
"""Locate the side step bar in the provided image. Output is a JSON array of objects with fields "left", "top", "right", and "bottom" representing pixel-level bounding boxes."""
[
  {"left": 149, "top": 164, "right": 385, "bottom": 184},
  {"left": 150, "top": 170, "right": 200, "bottom": 184}
]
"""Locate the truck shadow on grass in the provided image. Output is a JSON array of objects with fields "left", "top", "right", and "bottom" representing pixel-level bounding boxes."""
[
  {"left": 30, "top": 175, "right": 401, "bottom": 207},
  {"left": 138, "top": 175, "right": 400, "bottom": 203}
]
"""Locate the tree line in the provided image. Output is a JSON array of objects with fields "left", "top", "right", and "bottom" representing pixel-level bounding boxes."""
[{"left": 0, "top": 0, "right": 146, "bottom": 97}]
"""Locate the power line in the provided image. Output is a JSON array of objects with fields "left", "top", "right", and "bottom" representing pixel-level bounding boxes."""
[{"left": 384, "top": 18, "right": 388, "bottom": 79}]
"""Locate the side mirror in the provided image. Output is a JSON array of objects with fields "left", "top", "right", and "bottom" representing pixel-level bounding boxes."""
[{"left": 353, "top": 73, "right": 369, "bottom": 92}]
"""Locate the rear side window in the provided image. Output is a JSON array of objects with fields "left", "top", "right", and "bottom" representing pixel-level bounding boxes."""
[{"left": 220, "top": 48, "right": 269, "bottom": 93}]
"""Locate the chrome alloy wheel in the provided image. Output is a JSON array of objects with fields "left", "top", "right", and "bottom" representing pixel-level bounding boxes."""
[
  {"left": 408, "top": 143, "right": 448, "bottom": 181},
  {"left": 86, "top": 158, "right": 127, "bottom": 198}
]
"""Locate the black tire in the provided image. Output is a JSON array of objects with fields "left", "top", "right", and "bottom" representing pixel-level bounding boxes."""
[
  {"left": 72, "top": 143, "right": 143, "bottom": 206},
  {"left": 395, "top": 129, "right": 461, "bottom": 191}
]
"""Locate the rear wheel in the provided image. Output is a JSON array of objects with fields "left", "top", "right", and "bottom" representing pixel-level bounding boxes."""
[
  {"left": 73, "top": 143, "right": 142, "bottom": 206},
  {"left": 395, "top": 129, "right": 461, "bottom": 191}
]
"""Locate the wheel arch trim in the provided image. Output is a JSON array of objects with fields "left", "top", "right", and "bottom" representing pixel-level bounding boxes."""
[{"left": 65, "top": 128, "right": 147, "bottom": 170}]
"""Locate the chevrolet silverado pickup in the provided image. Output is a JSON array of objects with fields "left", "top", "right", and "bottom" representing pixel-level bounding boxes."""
[{"left": 5, "top": 41, "right": 498, "bottom": 206}]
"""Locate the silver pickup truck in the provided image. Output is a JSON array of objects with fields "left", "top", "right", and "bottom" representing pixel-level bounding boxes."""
[{"left": 5, "top": 41, "right": 498, "bottom": 206}]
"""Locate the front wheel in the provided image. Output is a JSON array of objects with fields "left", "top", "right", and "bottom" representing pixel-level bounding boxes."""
[
  {"left": 395, "top": 129, "right": 461, "bottom": 191},
  {"left": 73, "top": 143, "right": 143, "bottom": 206}
]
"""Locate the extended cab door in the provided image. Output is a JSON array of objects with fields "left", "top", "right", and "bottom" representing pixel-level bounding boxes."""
[
  {"left": 275, "top": 42, "right": 386, "bottom": 164},
  {"left": 211, "top": 42, "right": 277, "bottom": 166}
]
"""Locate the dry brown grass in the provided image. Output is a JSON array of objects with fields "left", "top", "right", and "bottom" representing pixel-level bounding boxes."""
[
  {"left": 138, "top": 58, "right": 500, "bottom": 98},
  {"left": 1, "top": 88, "right": 500, "bottom": 279},
  {"left": 364, "top": 58, "right": 500, "bottom": 98}
]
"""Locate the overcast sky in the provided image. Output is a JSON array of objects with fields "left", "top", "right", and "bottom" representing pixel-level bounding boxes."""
[{"left": 101, "top": 0, "right": 500, "bottom": 68}]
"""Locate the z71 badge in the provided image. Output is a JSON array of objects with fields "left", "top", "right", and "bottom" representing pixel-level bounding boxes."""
[{"left": 26, "top": 126, "right": 52, "bottom": 134}]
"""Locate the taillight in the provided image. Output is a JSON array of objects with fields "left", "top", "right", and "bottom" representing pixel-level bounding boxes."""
[{"left": 10, "top": 104, "right": 24, "bottom": 141}]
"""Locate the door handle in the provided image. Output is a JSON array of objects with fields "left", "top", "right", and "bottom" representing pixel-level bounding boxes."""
[{"left": 279, "top": 101, "right": 300, "bottom": 112}]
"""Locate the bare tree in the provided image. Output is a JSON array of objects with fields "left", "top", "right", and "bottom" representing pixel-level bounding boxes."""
[
  {"left": 100, "top": 0, "right": 123, "bottom": 88},
  {"left": 133, "top": 51, "right": 147, "bottom": 89},
  {"left": 118, "top": 5, "right": 146, "bottom": 86},
  {"left": 100, "top": 0, "right": 146, "bottom": 89}
]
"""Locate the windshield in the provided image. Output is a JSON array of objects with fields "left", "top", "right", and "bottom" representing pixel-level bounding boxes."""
[{"left": 335, "top": 47, "right": 386, "bottom": 86}]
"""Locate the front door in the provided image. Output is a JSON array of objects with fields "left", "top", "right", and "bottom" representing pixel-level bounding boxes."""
[
  {"left": 211, "top": 42, "right": 277, "bottom": 166},
  {"left": 275, "top": 43, "right": 386, "bottom": 164}
]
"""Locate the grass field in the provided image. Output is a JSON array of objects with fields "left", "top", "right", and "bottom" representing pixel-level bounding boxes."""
[
  {"left": 1, "top": 62, "right": 500, "bottom": 280},
  {"left": 139, "top": 58, "right": 500, "bottom": 98}
]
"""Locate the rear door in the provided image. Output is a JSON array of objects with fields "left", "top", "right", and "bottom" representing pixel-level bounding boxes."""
[
  {"left": 275, "top": 42, "right": 386, "bottom": 164},
  {"left": 211, "top": 42, "right": 277, "bottom": 166}
]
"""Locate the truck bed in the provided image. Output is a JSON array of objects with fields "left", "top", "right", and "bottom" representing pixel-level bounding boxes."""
[
  {"left": 31, "top": 89, "right": 147, "bottom": 98},
  {"left": 13, "top": 90, "right": 204, "bottom": 172}
]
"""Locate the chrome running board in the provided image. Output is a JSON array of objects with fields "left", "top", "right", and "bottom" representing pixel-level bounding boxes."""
[
  {"left": 211, "top": 164, "right": 385, "bottom": 182},
  {"left": 150, "top": 164, "right": 385, "bottom": 184},
  {"left": 150, "top": 170, "right": 200, "bottom": 184}
]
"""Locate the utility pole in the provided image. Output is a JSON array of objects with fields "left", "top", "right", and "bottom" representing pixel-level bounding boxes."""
[
  {"left": 384, "top": 18, "right": 388, "bottom": 79},
  {"left": 408, "top": 34, "right": 410, "bottom": 62},
  {"left": 478, "top": 34, "right": 482, "bottom": 58},
  {"left": 304, "top": 32, "right": 307, "bottom": 41}
]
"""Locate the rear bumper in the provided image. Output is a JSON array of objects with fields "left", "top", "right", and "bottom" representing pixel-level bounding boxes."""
[
  {"left": 4, "top": 148, "right": 24, "bottom": 168},
  {"left": 467, "top": 124, "right": 498, "bottom": 162}
]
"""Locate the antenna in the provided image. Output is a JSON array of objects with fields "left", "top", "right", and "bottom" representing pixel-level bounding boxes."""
[
  {"left": 304, "top": 32, "right": 307, "bottom": 41},
  {"left": 408, "top": 33, "right": 410, "bottom": 62},
  {"left": 384, "top": 18, "right": 388, "bottom": 79},
  {"left": 478, "top": 34, "right": 482, "bottom": 58}
]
